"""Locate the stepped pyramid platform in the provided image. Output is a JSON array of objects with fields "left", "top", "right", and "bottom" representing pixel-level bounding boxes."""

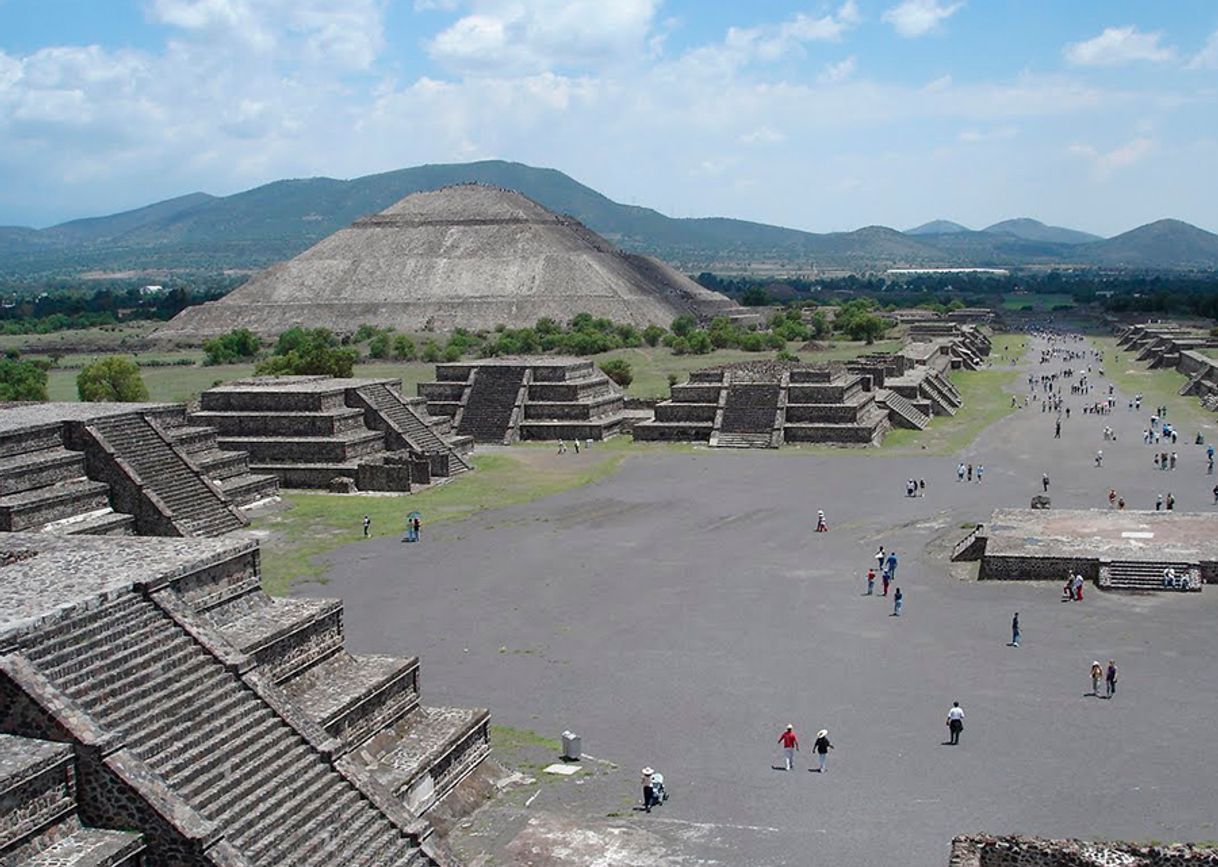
[
  {"left": 0, "top": 403, "right": 276, "bottom": 539},
  {"left": 951, "top": 508, "right": 1218, "bottom": 592},
  {"left": 633, "top": 360, "right": 890, "bottom": 447},
  {"left": 0, "top": 532, "right": 489, "bottom": 864},
  {"left": 419, "top": 357, "right": 626, "bottom": 443},
  {"left": 155, "top": 183, "right": 757, "bottom": 338},
  {"left": 194, "top": 376, "right": 472, "bottom": 490},
  {"left": 0, "top": 733, "right": 145, "bottom": 866}
]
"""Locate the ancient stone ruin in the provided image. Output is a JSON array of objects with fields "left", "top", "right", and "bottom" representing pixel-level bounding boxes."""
[
  {"left": 193, "top": 376, "right": 472, "bottom": 491},
  {"left": 950, "top": 835, "right": 1218, "bottom": 866},
  {"left": 418, "top": 357, "right": 627, "bottom": 443},
  {"left": 155, "top": 184, "right": 756, "bottom": 338},
  {"left": 1, "top": 532, "right": 488, "bottom": 865},
  {"left": 952, "top": 508, "right": 1218, "bottom": 591},
  {"left": 1117, "top": 323, "right": 1218, "bottom": 411},
  {"left": 0, "top": 403, "right": 277, "bottom": 539}
]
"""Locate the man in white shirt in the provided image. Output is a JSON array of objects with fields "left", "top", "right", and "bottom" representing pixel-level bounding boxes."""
[{"left": 946, "top": 702, "right": 964, "bottom": 745}]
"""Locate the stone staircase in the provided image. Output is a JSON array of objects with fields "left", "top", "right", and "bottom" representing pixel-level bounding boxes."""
[
  {"left": 1102, "top": 560, "right": 1201, "bottom": 592},
  {"left": 157, "top": 422, "right": 280, "bottom": 508},
  {"left": 919, "top": 375, "right": 958, "bottom": 416},
  {"left": 90, "top": 414, "right": 245, "bottom": 537},
  {"left": 716, "top": 383, "right": 780, "bottom": 443},
  {"left": 1180, "top": 369, "right": 1209, "bottom": 397},
  {"left": 355, "top": 382, "right": 470, "bottom": 474},
  {"left": 456, "top": 367, "right": 526, "bottom": 443},
  {"left": 0, "top": 733, "right": 145, "bottom": 866},
  {"left": 12, "top": 592, "right": 427, "bottom": 866},
  {"left": 878, "top": 389, "right": 931, "bottom": 429}
]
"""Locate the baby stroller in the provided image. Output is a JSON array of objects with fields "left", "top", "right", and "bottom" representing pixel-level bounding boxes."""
[{"left": 650, "top": 772, "right": 668, "bottom": 806}]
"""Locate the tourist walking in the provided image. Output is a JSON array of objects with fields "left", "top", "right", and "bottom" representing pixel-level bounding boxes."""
[
  {"left": 1010, "top": 612, "right": 1020, "bottom": 648},
  {"left": 1108, "top": 489, "right": 1117, "bottom": 509},
  {"left": 881, "top": 569, "right": 891, "bottom": 597},
  {"left": 362, "top": 515, "right": 371, "bottom": 537},
  {"left": 816, "top": 511, "right": 829, "bottom": 532},
  {"left": 866, "top": 568, "right": 876, "bottom": 595},
  {"left": 946, "top": 702, "right": 964, "bottom": 745},
  {"left": 1073, "top": 573, "right": 1084, "bottom": 601},
  {"left": 976, "top": 465, "right": 984, "bottom": 484},
  {"left": 812, "top": 730, "right": 833, "bottom": 773},
  {"left": 1090, "top": 661, "right": 1103, "bottom": 696},
  {"left": 892, "top": 587, "right": 903, "bottom": 616},
  {"left": 885, "top": 551, "right": 898, "bottom": 580},
  {"left": 778, "top": 725, "right": 800, "bottom": 770},
  {"left": 957, "top": 462, "right": 965, "bottom": 482},
  {"left": 875, "top": 546, "right": 886, "bottom": 570},
  {"left": 1166, "top": 492, "right": 1175, "bottom": 511},
  {"left": 1156, "top": 493, "right": 1164, "bottom": 511},
  {"left": 1042, "top": 472, "right": 1050, "bottom": 492},
  {"left": 641, "top": 767, "right": 655, "bottom": 812},
  {"left": 1105, "top": 660, "right": 1118, "bottom": 698}
]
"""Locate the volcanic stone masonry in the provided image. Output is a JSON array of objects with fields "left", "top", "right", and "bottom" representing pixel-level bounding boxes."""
[
  {"left": 949, "top": 834, "right": 1218, "bottom": 866},
  {"left": 0, "top": 531, "right": 489, "bottom": 866},
  {"left": 418, "top": 357, "right": 628, "bottom": 444},
  {"left": 154, "top": 183, "right": 758, "bottom": 338},
  {"left": 1117, "top": 322, "right": 1218, "bottom": 411},
  {"left": 0, "top": 402, "right": 277, "bottom": 539},
  {"left": 193, "top": 375, "right": 473, "bottom": 491},
  {"left": 632, "top": 323, "right": 989, "bottom": 448}
]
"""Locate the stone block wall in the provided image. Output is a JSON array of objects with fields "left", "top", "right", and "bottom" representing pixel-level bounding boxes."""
[
  {"left": 950, "top": 835, "right": 1218, "bottom": 866},
  {"left": 200, "top": 388, "right": 346, "bottom": 413},
  {"left": 979, "top": 555, "right": 1098, "bottom": 582},
  {"left": 654, "top": 403, "right": 717, "bottom": 423},
  {"left": 785, "top": 403, "right": 865, "bottom": 423}
]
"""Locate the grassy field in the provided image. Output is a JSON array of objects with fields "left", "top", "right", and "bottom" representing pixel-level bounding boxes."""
[
  {"left": 38, "top": 339, "right": 901, "bottom": 404},
  {"left": 883, "top": 335, "right": 1028, "bottom": 455},
  {"left": 1090, "top": 336, "right": 1218, "bottom": 436},
  {"left": 1000, "top": 293, "right": 1076, "bottom": 311},
  {"left": 0, "top": 323, "right": 158, "bottom": 353},
  {"left": 255, "top": 449, "right": 627, "bottom": 596}
]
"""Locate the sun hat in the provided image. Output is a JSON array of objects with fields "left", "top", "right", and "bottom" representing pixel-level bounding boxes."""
[
  {"left": 816, "top": 729, "right": 828, "bottom": 738},
  {"left": 641, "top": 767, "right": 654, "bottom": 776},
  {"left": 786, "top": 724, "right": 793, "bottom": 730}
]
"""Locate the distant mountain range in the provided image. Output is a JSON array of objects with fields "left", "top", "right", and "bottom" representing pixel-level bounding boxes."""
[{"left": 2, "top": 160, "right": 1217, "bottom": 277}]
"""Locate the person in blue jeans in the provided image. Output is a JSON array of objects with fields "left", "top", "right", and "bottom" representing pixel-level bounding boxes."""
[
  {"left": 1105, "top": 660, "right": 1118, "bottom": 698},
  {"left": 892, "top": 587, "right": 903, "bottom": 616},
  {"left": 885, "top": 551, "right": 898, "bottom": 580}
]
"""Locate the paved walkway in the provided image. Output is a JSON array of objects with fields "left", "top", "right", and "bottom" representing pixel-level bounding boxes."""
[{"left": 304, "top": 336, "right": 1218, "bottom": 866}]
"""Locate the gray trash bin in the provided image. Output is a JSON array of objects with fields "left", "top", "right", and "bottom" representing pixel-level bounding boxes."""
[{"left": 561, "top": 730, "right": 581, "bottom": 761}]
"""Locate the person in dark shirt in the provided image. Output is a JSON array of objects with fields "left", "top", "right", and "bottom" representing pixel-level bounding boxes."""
[{"left": 812, "top": 730, "right": 833, "bottom": 773}]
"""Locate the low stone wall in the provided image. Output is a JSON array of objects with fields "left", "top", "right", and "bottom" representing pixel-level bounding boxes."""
[
  {"left": 655, "top": 403, "right": 718, "bottom": 423},
  {"left": 980, "top": 555, "right": 1098, "bottom": 582},
  {"left": 633, "top": 423, "right": 712, "bottom": 442},
  {"left": 200, "top": 388, "right": 346, "bottom": 414},
  {"left": 950, "top": 834, "right": 1218, "bottom": 866},
  {"left": 670, "top": 385, "right": 722, "bottom": 403},
  {"left": 785, "top": 403, "right": 864, "bottom": 423}
]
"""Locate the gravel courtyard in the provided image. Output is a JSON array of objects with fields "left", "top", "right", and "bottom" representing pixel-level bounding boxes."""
[{"left": 301, "top": 338, "right": 1218, "bottom": 866}]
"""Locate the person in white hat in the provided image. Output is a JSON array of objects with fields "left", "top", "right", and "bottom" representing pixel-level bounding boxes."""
[
  {"left": 815, "top": 511, "right": 828, "bottom": 533},
  {"left": 640, "top": 767, "right": 655, "bottom": 812},
  {"left": 813, "top": 730, "right": 833, "bottom": 772}
]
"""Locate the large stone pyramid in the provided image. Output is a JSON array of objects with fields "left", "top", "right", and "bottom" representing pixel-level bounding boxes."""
[{"left": 157, "top": 184, "right": 749, "bottom": 337}]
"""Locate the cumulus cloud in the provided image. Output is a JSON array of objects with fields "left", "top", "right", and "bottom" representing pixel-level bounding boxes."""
[
  {"left": 426, "top": 0, "right": 660, "bottom": 75},
  {"left": 1189, "top": 29, "right": 1218, "bottom": 70},
  {"left": 820, "top": 56, "right": 857, "bottom": 83},
  {"left": 1064, "top": 26, "right": 1175, "bottom": 67},
  {"left": 882, "top": 0, "right": 964, "bottom": 38},
  {"left": 1069, "top": 137, "right": 1156, "bottom": 175}
]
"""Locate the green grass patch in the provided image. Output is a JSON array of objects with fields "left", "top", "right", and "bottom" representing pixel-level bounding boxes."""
[
  {"left": 255, "top": 450, "right": 626, "bottom": 595},
  {"left": 491, "top": 725, "right": 562, "bottom": 754},
  {"left": 1090, "top": 336, "right": 1218, "bottom": 435},
  {"left": 1000, "top": 292, "right": 1075, "bottom": 311}
]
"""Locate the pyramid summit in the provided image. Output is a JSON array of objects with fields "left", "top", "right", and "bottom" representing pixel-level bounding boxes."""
[{"left": 156, "top": 183, "right": 749, "bottom": 338}]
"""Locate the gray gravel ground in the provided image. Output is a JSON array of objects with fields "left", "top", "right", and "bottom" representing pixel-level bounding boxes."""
[{"left": 302, "top": 337, "right": 1218, "bottom": 866}]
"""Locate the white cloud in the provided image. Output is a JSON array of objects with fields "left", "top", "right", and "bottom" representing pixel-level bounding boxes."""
[
  {"left": 1069, "top": 137, "right": 1156, "bottom": 175},
  {"left": 1189, "top": 29, "right": 1218, "bottom": 70},
  {"left": 740, "top": 126, "right": 785, "bottom": 145},
  {"left": 882, "top": 0, "right": 964, "bottom": 38},
  {"left": 1064, "top": 26, "right": 1175, "bottom": 67},
  {"left": 958, "top": 126, "right": 1016, "bottom": 143},
  {"left": 820, "top": 56, "right": 857, "bottom": 83},
  {"left": 427, "top": 0, "right": 660, "bottom": 75}
]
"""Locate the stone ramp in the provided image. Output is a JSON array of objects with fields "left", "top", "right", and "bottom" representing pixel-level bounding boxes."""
[
  {"left": 355, "top": 382, "right": 471, "bottom": 475},
  {"left": 878, "top": 389, "right": 931, "bottom": 429},
  {"left": 89, "top": 414, "right": 245, "bottom": 537},
  {"left": 456, "top": 367, "right": 526, "bottom": 443},
  {"left": 0, "top": 733, "right": 145, "bottom": 867},
  {"left": 9, "top": 591, "right": 427, "bottom": 866}
]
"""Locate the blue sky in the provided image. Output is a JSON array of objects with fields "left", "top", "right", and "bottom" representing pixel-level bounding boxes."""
[{"left": 1, "top": 1, "right": 1217, "bottom": 235}]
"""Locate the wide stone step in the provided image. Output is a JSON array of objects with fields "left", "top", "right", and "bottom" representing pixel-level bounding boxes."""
[
  {"left": 54, "top": 509, "right": 136, "bottom": 537},
  {"left": 175, "top": 714, "right": 292, "bottom": 806},
  {"left": 191, "top": 448, "right": 250, "bottom": 480},
  {"left": 252, "top": 785, "right": 364, "bottom": 865},
  {"left": 196, "top": 737, "right": 318, "bottom": 825},
  {"left": 139, "top": 690, "right": 263, "bottom": 768},
  {"left": 0, "top": 447, "right": 86, "bottom": 496},
  {"left": 280, "top": 651, "right": 419, "bottom": 745},
  {"left": 46, "top": 616, "right": 187, "bottom": 691},
  {"left": 162, "top": 425, "right": 218, "bottom": 454},
  {"left": 22, "top": 824, "right": 145, "bottom": 867},
  {"left": 0, "top": 478, "right": 112, "bottom": 531},
  {"left": 217, "top": 472, "right": 280, "bottom": 506},
  {"left": 21, "top": 595, "right": 149, "bottom": 662},
  {"left": 222, "top": 758, "right": 334, "bottom": 847},
  {"left": 152, "top": 699, "right": 277, "bottom": 781},
  {"left": 96, "top": 653, "right": 217, "bottom": 733}
]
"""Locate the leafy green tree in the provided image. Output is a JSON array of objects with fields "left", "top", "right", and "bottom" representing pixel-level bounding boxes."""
[
  {"left": 421, "top": 339, "right": 442, "bottom": 363},
  {"left": 392, "top": 334, "right": 417, "bottom": 361},
  {"left": 202, "top": 328, "right": 261, "bottom": 365},
  {"left": 599, "top": 358, "right": 633, "bottom": 388},
  {"left": 741, "top": 286, "right": 770, "bottom": 306},
  {"left": 642, "top": 325, "right": 666, "bottom": 347},
  {"left": 687, "top": 330, "right": 713, "bottom": 354},
  {"left": 256, "top": 328, "right": 357, "bottom": 378},
  {"left": 671, "top": 315, "right": 697, "bottom": 337},
  {"left": 808, "top": 311, "right": 830, "bottom": 339},
  {"left": 0, "top": 357, "right": 49, "bottom": 401},
  {"left": 352, "top": 323, "right": 378, "bottom": 343},
  {"left": 77, "top": 356, "right": 149, "bottom": 402},
  {"left": 368, "top": 331, "right": 393, "bottom": 359}
]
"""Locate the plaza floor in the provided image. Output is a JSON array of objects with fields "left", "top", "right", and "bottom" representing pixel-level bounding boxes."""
[{"left": 299, "top": 337, "right": 1218, "bottom": 866}]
